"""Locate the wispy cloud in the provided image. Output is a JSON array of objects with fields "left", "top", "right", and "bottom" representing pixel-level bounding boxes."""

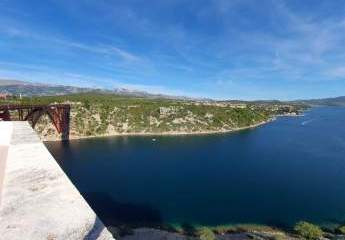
[
  {"left": 208, "top": 0, "right": 345, "bottom": 84},
  {"left": 325, "top": 66, "right": 345, "bottom": 79},
  {"left": 0, "top": 26, "right": 143, "bottom": 63}
]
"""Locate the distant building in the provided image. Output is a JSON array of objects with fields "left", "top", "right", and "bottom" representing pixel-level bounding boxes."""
[{"left": 0, "top": 93, "right": 10, "bottom": 100}]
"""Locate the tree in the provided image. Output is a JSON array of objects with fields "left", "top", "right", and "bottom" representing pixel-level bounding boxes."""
[
  {"left": 294, "top": 221, "right": 323, "bottom": 240},
  {"left": 83, "top": 99, "right": 90, "bottom": 110}
]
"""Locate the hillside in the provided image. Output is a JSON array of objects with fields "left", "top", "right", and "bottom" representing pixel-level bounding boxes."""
[
  {"left": 0, "top": 93, "right": 304, "bottom": 140},
  {"left": 293, "top": 96, "right": 345, "bottom": 107}
]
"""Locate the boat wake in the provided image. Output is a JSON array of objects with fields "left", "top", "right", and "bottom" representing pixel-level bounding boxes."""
[{"left": 301, "top": 119, "right": 314, "bottom": 126}]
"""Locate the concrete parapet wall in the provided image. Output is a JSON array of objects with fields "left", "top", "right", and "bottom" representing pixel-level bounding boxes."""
[
  {"left": 0, "top": 122, "right": 115, "bottom": 240},
  {"left": 0, "top": 122, "right": 13, "bottom": 205}
]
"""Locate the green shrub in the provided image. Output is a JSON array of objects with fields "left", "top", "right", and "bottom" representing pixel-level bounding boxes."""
[
  {"left": 212, "top": 225, "right": 233, "bottom": 234},
  {"left": 337, "top": 225, "right": 345, "bottom": 234},
  {"left": 294, "top": 221, "right": 323, "bottom": 240},
  {"left": 272, "top": 234, "right": 288, "bottom": 240},
  {"left": 83, "top": 99, "right": 90, "bottom": 110},
  {"left": 197, "top": 227, "right": 216, "bottom": 240}
]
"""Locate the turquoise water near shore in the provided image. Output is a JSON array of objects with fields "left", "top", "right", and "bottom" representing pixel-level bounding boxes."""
[{"left": 46, "top": 107, "right": 345, "bottom": 228}]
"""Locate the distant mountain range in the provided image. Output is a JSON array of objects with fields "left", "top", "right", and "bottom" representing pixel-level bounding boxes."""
[
  {"left": 0, "top": 79, "right": 344, "bottom": 106},
  {"left": 291, "top": 96, "right": 345, "bottom": 107},
  {"left": 0, "top": 79, "right": 195, "bottom": 100}
]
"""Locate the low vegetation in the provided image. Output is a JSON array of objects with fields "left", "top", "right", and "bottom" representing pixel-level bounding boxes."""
[
  {"left": 338, "top": 225, "right": 345, "bottom": 234},
  {"left": 211, "top": 223, "right": 277, "bottom": 234},
  {"left": 197, "top": 227, "right": 215, "bottom": 240},
  {"left": 294, "top": 221, "right": 323, "bottom": 240},
  {"left": 160, "top": 223, "right": 287, "bottom": 239}
]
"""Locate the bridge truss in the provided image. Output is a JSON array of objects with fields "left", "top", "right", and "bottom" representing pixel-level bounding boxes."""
[{"left": 0, "top": 104, "right": 70, "bottom": 140}]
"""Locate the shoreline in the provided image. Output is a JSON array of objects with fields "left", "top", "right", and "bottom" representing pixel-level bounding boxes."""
[
  {"left": 117, "top": 226, "right": 289, "bottom": 240},
  {"left": 43, "top": 118, "right": 276, "bottom": 142}
]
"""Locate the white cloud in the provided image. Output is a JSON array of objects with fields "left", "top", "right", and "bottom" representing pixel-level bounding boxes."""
[{"left": 325, "top": 66, "right": 345, "bottom": 79}]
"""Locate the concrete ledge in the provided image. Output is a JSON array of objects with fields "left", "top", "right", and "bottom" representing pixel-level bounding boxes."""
[
  {"left": 0, "top": 122, "right": 115, "bottom": 240},
  {"left": 0, "top": 122, "right": 13, "bottom": 205}
]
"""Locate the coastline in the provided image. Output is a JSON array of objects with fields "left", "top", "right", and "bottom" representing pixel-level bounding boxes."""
[
  {"left": 43, "top": 118, "right": 276, "bottom": 142},
  {"left": 117, "top": 226, "right": 289, "bottom": 240}
]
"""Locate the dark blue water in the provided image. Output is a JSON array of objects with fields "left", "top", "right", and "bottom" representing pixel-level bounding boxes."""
[{"left": 46, "top": 107, "right": 345, "bottom": 228}]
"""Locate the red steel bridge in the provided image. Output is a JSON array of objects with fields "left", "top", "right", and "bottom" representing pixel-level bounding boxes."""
[{"left": 0, "top": 104, "right": 70, "bottom": 140}]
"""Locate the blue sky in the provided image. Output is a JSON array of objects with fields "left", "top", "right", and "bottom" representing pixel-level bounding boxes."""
[{"left": 1, "top": 0, "right": 345, "bottom": 100}]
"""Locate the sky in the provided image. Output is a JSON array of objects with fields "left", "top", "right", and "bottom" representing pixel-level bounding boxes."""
[{"left": 1, "top": 0, "right": 345, "bottom": 100}]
